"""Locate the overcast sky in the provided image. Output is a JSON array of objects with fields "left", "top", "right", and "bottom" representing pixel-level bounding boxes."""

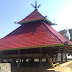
[{"left": 0, "top": 0, "right": 72, "bottom": 38}]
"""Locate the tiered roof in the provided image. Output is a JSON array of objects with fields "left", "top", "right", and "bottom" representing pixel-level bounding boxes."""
[
  {"left": 18, "top": 10, "right": 53, "bottom": 25},
  {"left": 0, "top": 9, "right": 72, "bottom": 51}
]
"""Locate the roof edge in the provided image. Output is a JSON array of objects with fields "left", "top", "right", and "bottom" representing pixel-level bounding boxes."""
[
  {"left": 18, "top": 18, "right": 44, "bottom": 24},
  {"left": 43, "top": 22, "right": 64, "bottom": 43},
  {"left": 0, "top": 44, "right": 69, "bottom": 51}
]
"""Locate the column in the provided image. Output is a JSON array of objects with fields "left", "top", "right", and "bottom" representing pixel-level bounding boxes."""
[
  {"left": 65, "top": 53, "right": 67, "bottom": 61},
  {"left": 61, "top": 53, "right": 63, "bottom": 62},
  {"left": 40, "top": 48, "right": 42, "bottom": 68},
  {"left": 0, "top": 52, "right": 3, "bottom": 63},
  {"left": 17, "top": 58, "right": 20, "bottom": 68},
  {"left": 31, "top": 58, "right": 34, "bottom": 63},
  {"left": 39, "top": 57, "right": 42, "bottom": 68},
  {"left": 12, "top": 58, "right": 16, "bottom": 66},
  {"left": 56, "top": 53, "right": 58, "bottom": 59},
  {"left": 46, "top": 58, "right": 48, "bottom": 62},
  {"left": 17, "top": 50, "right": 20, "bottom": 67},
  {"left": 23, "top": 59, "right": 26, "bottom": 63}
]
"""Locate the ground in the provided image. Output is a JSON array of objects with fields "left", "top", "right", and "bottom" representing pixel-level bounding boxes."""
[{"left": 47, "top": 61, "right": 72, "bottom": 72}]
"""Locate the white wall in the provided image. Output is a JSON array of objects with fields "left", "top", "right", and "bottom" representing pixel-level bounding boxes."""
[{"left": 0, "top": 63, "right": 11, "bottom": 72}]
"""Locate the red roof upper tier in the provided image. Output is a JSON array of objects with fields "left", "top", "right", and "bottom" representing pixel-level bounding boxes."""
[{"left": 18, "top": 10, "right": 53, "bottom": 25}]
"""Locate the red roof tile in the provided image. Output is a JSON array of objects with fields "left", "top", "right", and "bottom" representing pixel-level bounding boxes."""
[
  {"left": 18, "top": 10, "right": 53, "bottom": 25},
  {"left": 18, "top": 10, "right": 44, "bottom": 24},
  {"left": 0, "top": 21, "right": 72, "bottom": 50},
  {"left": 44, "top": 22, "right": 72, "bottom": 44}
]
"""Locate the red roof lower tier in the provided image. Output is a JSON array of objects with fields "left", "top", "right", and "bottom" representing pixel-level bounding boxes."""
[{"left": 0, "top": 21, "right": 72, "bottom": 50}]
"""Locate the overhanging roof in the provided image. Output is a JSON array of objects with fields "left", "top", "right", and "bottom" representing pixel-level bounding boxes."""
[
  {"left": 0, "top": 21, "right": 72, "bottom": 51},
  {"left": 18, "top": 10, "right": 53, "bottom": 25}
]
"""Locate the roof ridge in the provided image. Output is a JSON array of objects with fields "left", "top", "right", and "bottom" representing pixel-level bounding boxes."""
[{"left": 43, "top": 22, "right": 64, "bottom": 44}]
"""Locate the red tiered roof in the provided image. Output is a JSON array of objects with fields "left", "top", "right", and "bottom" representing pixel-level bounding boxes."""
[
  {"left": 18, "top": 10, "right": 44, "bottom": 24},
  {"left": 0, "top": 10, "right": 72, "bottom": 50},
  {"left": 18, "top": 10, "right": 53, "bottom": 25},
  {"left": 0, "top": 21, "right": 72, "bottom": 50}
]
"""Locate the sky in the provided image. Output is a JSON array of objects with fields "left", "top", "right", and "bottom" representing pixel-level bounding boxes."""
[{"left": 0, "top": 0, "right": 72, "bottom": 38}]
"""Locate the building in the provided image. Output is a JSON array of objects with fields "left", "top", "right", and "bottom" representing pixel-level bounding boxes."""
[{"left": 0, "top": 1, "right": 72, "bottom": 72}]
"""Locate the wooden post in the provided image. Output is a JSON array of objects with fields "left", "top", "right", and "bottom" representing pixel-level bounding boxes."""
[
  {"left": 21, "top": 58, "right": 22, "bottom": 62},
  {"left": 23, "top": 59, "right": 26, "bottom": 63},
  {"left": 61, "top": 53, "right": 63, "bottom": 62},
  {"left": 46, "top": 54, "right": 53, "bottom": 67},
  {"left": 65, "top": 53, "right": 67, "bottom": 61},
  {"left": 17, "top": 58, "right": 20, "bottom": 68},
  {"left": 12, "top": 58, "right": 16, "bottom": 66},
  {"left": 39, "top": 57, "right": 42, "bottom": 68},
  {"left": 46, "top": 58, "right": 48, "bottom": 62},
  {"left": 0, "top": 51, "right": 3, "bottom": 62},
  {"left": 31, "top": 58, "right": 34, "bottom": 63},
  {"left": 17, "top": 50, "right": 20, "bottom": 67},
  {"left": 56, "top": 53, "right": 58, "bottom": 59},
  {"left": 40, "top": 48, "right": 42, "bottom": 68}
]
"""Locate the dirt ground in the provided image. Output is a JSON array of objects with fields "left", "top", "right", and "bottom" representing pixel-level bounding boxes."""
[
  {"left": 47, "top": 61, "right": 72, "bottom": 72},
  {"left": 54, "top": 66, "right": 72, "bottom": 72}
]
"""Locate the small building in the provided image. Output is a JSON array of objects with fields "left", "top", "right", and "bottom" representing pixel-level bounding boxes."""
[{"left": 0, "top": 1, "right": 72, "bottom": 72}]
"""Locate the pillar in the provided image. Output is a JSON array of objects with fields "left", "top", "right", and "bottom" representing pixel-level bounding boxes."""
[
  {"left": 12, "top": 58, "right": 16, "bottom": 66},
  {"left": 56, "top": 53, "right": 58, "bottom": 59},
  {"left": 65, "top": 53, "right": 67, "bottom": 61},
  {"left": 0, "top": 58, "right": 3, "bottom": 63},
  {"left": 20, "top": 58, "right": 22, "bottom": 62},
  {"left": 23, "top": 59, "right": 26, "bottom": 63},
  {"left": 46, "top": 58, "right": 48, "bottom": 62},
  {"left": 0, "top": 52, "right": 3, "bottom": 63},
  {"left": 61, "top": 53, "right": 63, "bottom": 62},
  {"left": 31, "top": 58, "right": 34, "bottom": 63},
  {"left": 39, "top": 48, "right": 42, "bottom": 68},
  {"left": 39, "top": 57, "right": 42, "bottom": 68},
  {"left": 17, "top": 50, "right": 20, "bottom": 67},
  {"left": 17, "top": 58, "right": 20, "bottom": 68}
]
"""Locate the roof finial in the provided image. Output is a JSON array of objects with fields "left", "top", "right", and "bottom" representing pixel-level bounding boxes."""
[{"left": 31, "top": 1, "right": 41, "bottom": 11}]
